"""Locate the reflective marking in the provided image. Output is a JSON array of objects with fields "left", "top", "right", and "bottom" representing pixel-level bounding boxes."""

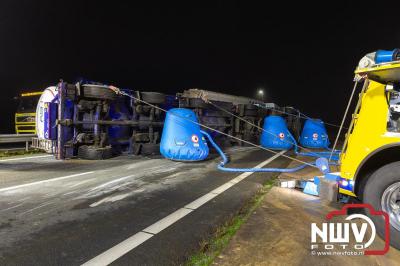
[
  {"left": 81, "top": 232, "right": 153, "bottom": 266},
  {"left": 0, "top": 172, "right": 94, "bottom": 192},
  {"left": 142, "top": 208, "right": 193, "bottom": 234},
  {"left": 210, "top": 182, "right": 235, "bottom": 194},
  {"left": 184, "top": 193, "right": 218, "bottom": 210}
]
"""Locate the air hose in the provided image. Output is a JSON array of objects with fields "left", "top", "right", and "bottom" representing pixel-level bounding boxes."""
[
  {"left": 200, "top": 130, "right": 309, "bottom": 173},
  {"left": 288, "top": 135, "right": 341, "bottom": 161}
]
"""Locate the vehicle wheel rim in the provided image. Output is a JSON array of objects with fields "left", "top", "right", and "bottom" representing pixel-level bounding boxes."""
[{"left": 381, "top": 182, "right": 400, "bottom": 231}]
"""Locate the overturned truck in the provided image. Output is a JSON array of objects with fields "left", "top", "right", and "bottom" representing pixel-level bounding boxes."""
[{"left": 32, "top": 81, "right": 300, "bottom": 159}]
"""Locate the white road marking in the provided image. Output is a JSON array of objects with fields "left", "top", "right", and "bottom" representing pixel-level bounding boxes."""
[
  {"left": 63, "top": 191, "right": 80, "bottom": 196},
  {"left": 0, "top": 154, "right": 53, "bottom": 162},
  {"left": 0, "top": 202, "right": 24, "bottom": 212},
  {"left": 82, "top": 150, "right": 286, "bottom": 266},
  {"left": 210, "top": 182, "right": 235, "bottom": 194},
  {"left": 81, "top": 232, "right": 153, "bottom": 266},
  {"left": 69, "top": 179, "right": 95, "bottom": 188},
  {"left": 0, "top": 172, "right": 94, "bottom": 193},
  {"left": 17, "top": 201, "right": 54, "bottom": 216},
  {"left": 142, "top": 208, "right": 193, "bottom": 234},
  {"left": 184, "top": 193, "right": 218, "bottom": 210}
]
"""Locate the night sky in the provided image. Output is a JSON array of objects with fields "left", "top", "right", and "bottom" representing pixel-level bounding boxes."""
[{"left": 1, "top": 1, "right": 399, "bottom": 133}]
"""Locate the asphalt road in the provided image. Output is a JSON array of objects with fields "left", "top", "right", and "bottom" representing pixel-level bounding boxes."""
[{"left": 0, "top": 147, "right": 289, "bottom": 266}]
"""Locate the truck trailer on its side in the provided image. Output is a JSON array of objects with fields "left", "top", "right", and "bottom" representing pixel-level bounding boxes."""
[{"left": 31, "top": 81, "right": 299, "bottom": 160}]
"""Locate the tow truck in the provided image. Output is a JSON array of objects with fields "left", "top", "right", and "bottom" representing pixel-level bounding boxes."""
[{"left": 336, "top": 49, "right": 400, "bottom": 249}]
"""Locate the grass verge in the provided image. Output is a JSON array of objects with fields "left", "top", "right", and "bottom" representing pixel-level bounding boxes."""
[{"left": 186, "top": 175, "right": 279, "bottom": 266}]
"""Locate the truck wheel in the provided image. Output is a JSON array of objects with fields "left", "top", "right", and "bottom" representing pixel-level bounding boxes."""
[
  {"left": 78, "top": 145, "right": 114, "bottom": 160},
  {"left": 140, "top": 143, "right": 160, "bottom": 156},
  {"left": 363, "top": 162, "right": 400, "bottom": 250},
  {"left": 140, "top": 92, "right": 166, "bottom": 104},
  {"left": 82, "top": 85, "right": 118, "bottom": 100}
]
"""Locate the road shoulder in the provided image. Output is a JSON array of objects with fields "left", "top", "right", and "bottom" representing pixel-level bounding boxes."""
[{"left": 212, "top": 182, "right": 400, "bottom": 265}]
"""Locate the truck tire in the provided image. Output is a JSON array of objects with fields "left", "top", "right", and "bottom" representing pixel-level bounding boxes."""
[
  {"left": 140, "top": 143, "right": 160, "bottom": 156},
  {"left": 78, "top": 145, "right": 114, "bottom": 160},
  {"left": 363, "top": 162, "right": 400, "bottom": 250},
  {"left": 140, "top": 92, "right": 166, "bottom": 104},
  {"left": 82, "top": 85, "right": 118, "bottom": 100}
]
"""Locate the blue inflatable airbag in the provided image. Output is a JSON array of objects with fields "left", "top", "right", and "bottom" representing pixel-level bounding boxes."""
[
  {"left": 260, "top": 116, "right": 294, "bottom": 150},
  {"left": 299, "top": 119, "right": 329, "bottom": 148},
  {"left": 160, "top": 108, "right": 209, "bottom": 161}
]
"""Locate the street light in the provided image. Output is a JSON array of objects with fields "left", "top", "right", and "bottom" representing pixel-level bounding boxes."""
[{"left": 258, "top": 88, "right": 264, "bottom": 101}]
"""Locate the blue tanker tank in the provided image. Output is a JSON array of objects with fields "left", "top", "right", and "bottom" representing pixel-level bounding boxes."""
[
  {"left": 299, "top": 119, "right": 329, "bottom": 148},
  {"left": 160, "top": 108, "right": 209, "bottom": 161},
  {"left": 260, "top": 116, "right": 294, "bottom": 150}
]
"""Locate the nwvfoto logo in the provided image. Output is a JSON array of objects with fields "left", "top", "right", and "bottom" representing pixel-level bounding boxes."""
[
  {"left": 310, "top": 204, "right": 390, "bottom": 255},
  {"left": 311, "top": 213, "right": 375, "bottom": 249}
]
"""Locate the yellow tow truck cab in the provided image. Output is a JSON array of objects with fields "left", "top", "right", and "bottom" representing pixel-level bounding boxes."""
[
  {"left": 15, "top": 91, "right": 42, "bottom": 134},
  {"left": 338, "top": 49, "right": 400, "bottom": 249}
]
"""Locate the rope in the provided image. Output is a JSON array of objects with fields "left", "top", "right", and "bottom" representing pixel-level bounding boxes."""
[
  {"left": 206, "top": 100, "right": 336, "bottom": 158},
  {"left": 255, "top": 104, "right": 347, "bottom": 129},
  {"left": 108, "top": 86, "right": 319, "bottom": 169},
  {"left": 329, "top": 80, "right": 359, "bottom": 161}
]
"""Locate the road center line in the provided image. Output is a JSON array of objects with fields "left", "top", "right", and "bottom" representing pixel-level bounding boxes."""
[
  {"left": 82, "top": 150, "right": 286, "bottom": 266},
  {"left": 0, "top": 172, "right": 95, "bottom": 192}
]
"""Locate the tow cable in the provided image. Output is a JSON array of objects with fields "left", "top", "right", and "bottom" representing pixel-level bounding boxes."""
[
  {"left": 206, "top": 100, "right": 341, "bottom": 161},
  {"left": 108, "top": 85, "right": 332, "bottom": 173}
]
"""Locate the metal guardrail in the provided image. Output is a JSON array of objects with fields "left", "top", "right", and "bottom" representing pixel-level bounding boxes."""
[{"left": 0, "top": 134, "right": 37, "bottom": 151}]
